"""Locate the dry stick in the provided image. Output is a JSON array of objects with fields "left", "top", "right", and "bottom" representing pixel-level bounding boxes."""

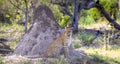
[
  {"left": 0, "top": 41, "right": 11, "bottom": 50},
  {"left": 0, "top": 49, "right": 13, "bottom": 52}
]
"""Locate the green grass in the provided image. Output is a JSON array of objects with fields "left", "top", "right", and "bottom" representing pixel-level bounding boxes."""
[
  {"left": 79, "top": 47, "right": 120, "bottom": 64},
  {"left": 73, "top": 30, "right": 104, "bottom": 48},
  {"left": 74, "top": 22, "right": 120, "bottom": 64}
]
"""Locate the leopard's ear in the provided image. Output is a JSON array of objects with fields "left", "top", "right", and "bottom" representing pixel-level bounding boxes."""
[
  {"left": 66, "top": 24, "right": 69, "bottom": 27},
  {"left": 65, "top": 26, "right": 69, "bottom": 31}
]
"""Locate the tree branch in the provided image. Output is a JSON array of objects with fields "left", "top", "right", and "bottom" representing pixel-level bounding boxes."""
[
  {"left": 61, "top": 8, "right": 73, "bottom": 17},
  {"left": 52, "top": 1, "right": 66, "bottom": 7},
  {"left": 0, "top": 49, "right": 13, "bottom": 52},
  {"left": 51, "top": 0, "right": 73, "bottom": 6},
  {"left": 24, "top": 0, "right": 29, "bottom": 32},
  {"left": 8, "top": 0, "right": 24, "bottom": 12},
  {"left": 95, "top": 3, "right": 120, "bottom": 30}
]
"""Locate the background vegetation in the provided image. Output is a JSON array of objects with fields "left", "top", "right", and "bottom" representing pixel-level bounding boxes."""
[{"left": 0, "top": 0, "right": 120, "bottom": 64}]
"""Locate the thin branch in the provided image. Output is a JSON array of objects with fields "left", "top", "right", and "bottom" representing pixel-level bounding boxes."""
[
  {"left": 24, "top": 0, "right": 29, "bottom": 32},
  {"left": 8, "top": 0, "right": 24, "bottom": 12},
  {"left": 53, "top": 2, "right": 66, "bottom": 7},
  {"left": 61, "top": 8, "right": 73, "bottom": 17},
  {"left": 51, "top": 0, "right": 72, "bottom": 7}
]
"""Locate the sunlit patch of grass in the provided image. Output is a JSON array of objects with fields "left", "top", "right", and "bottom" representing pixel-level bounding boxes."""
[
  {"left": 10, "top": 41, "right": 17, "bottom": 50},
  {"left": 79, "top": 20, "right": 110, "bottom": 29},
  {"left": 79, "top": 47, "right": 120, "bottom": 64},
  {"left": 0, "top": 23, "right": 24, "bottom": 32}
]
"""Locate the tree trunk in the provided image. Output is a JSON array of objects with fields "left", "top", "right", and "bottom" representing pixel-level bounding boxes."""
[
  {"left": 71, "top": 0, "right": 80, "bottom": 33},
  {"left": 13, "top": 5, "right": 88, "bottom": 63}
]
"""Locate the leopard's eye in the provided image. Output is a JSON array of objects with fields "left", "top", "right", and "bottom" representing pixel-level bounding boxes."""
[{"left": 67, "top": 33, "right": 70, "bottom": 36}]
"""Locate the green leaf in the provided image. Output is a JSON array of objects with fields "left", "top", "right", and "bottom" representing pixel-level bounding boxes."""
[{"left": 0, "top": 0, "right": 3, "bottom": 4}]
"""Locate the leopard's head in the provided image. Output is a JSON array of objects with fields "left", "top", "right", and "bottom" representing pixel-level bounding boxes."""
[{"left": 65, "top": 27, "right": 73, "bottom": 37}]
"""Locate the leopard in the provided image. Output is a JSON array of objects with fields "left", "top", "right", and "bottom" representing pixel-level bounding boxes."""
[{"left": 44, "top": 27, "right": 73, "bottom": 58}]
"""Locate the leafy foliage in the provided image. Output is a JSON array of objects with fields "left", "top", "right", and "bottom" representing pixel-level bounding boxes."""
[
  {"left": 79, "top": 0, "right": 119, "bottom": 26},
  {"left": 59, "top": 15, "right": 70, "bottom": 27},
  {"left": 0, "top": 0, "right": 119, "bottom": 27},
  {"left": 100, "top": 0, "right": 117, "bottom": 12}
]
